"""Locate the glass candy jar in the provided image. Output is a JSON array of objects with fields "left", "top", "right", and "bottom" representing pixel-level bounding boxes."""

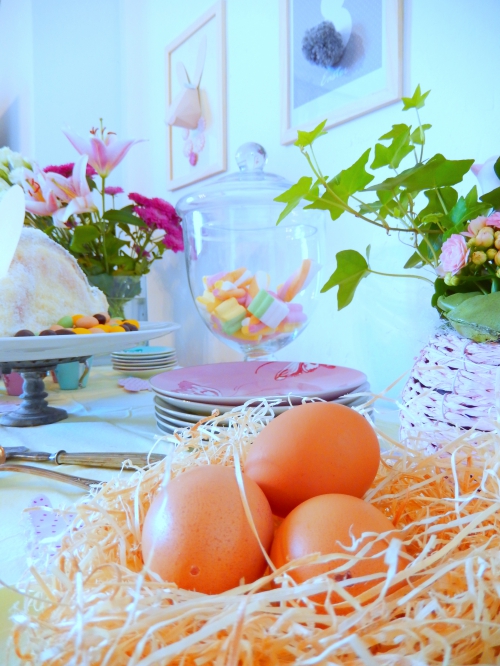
[{"left": 177, "top": 143, "right": 325, "bottom": 360}]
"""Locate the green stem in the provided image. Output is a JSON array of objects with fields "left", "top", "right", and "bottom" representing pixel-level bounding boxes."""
[
  {"left": 369, "top": 268, "right": 434, "bottom": 284},
  {"left": 436, "top": 188, "right": 449, "bottom": 215},
  {"left": 304, "top": 150, "right": 419, "bottom": 234},
  {"left": 415, "top": 109, "right": 425, "bottom": 162}
]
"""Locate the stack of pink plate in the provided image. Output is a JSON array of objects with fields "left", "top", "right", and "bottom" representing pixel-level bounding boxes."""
[{"left": 149, "top": 361, "right": 369, "bottom": 435}]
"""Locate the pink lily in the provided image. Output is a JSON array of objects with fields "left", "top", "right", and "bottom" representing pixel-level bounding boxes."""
[
  {"left": 46, "top": 155, "right": 97, "bottom": 224},
  {"left": 63, "top": 125, "right": 142, "bottom": 178},
  {"left": 11, "top": 166, "right": 61, "bottom": 217}
]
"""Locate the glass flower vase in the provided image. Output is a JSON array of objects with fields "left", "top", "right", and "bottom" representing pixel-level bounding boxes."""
[{"left": 88, "top": 274, "right": 146, "bottom": 320}]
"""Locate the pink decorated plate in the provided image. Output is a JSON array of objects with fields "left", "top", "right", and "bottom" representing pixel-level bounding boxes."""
[{"left": 149, "top": 362, "right": 367, "bottom": 406}]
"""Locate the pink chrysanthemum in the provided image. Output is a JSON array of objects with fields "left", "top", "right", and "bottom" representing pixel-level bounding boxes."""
[
  {"left": 128, "top": 192, "right": 184, "bottom": 253},
  {"left": 104, "top": 186, "right": 124, "bottom": 196},
  {"left": 44, "top": 162, "right": 97, "bottom": 178}
]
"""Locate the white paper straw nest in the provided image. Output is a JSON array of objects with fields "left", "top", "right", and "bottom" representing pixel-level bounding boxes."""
[
  {"left": 7, "top": 392, "right": 500, "bottom": 665},
  {"left": 400, "top": 325, "right": 500, "bottom": 452}
]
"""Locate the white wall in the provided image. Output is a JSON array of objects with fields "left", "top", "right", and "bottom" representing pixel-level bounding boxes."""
[
  {"left": 123, "top": 0, "right": 500, "bottom": 397},
  {"left": 1, "top": 0, "right": 499, "bottom": 398},
  {"left": 30, "top": 0, "right": 123, "bottom": 175},
  {"left": 0, "top": 0, "right": 35, "bottom": 156}
]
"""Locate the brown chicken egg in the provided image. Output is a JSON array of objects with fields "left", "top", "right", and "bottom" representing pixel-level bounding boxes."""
[
  {"left": 244, "top": 401, "right": 380, "bottom": 517},
  {"left": 141, "top": 465, "right": 274, "bottom": 594}
]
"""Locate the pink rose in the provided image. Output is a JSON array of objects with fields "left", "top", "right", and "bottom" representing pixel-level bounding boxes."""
[
  {"left": 462, "top": 216, "right": 487, "bottom": 238},
  {"left": 463, "top": 213, "right": 500, "bottom": 238},
  {"left": 437, "top": 234, "right": 469, "bottom": 275},
  {"left": 486, "top": 211, "right": 500, "bottom": 229}
]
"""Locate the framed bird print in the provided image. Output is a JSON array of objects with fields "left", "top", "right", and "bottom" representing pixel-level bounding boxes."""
[
  {"left": 165, "top": 1, "right": 227, "bottom": 190},
  {"left": 279, "top": 0, "right": 403, "bottom": 145}
]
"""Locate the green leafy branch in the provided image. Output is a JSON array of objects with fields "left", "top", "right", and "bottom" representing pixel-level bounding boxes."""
[{"left": 275, "top": 85, "right": 493, "bottom": 312}]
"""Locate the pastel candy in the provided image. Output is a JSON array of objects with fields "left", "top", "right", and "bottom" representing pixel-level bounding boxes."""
[
  {"left": 196, "top": 290, "right": 220, "bottom": 312},
  {"left": 248, "top": 271, "right": 270, "bottom": 299},
  {"left": 213, "top": 297, "right": 247, "bottom": 334},
  {"left": 248, "top": 290, "right": 289, "bottom": 328},
  {"left": 278, "top": 259, "right": 319, "bottom": 302},
  {"left": 206, "top": 271, "right": 226, "bottom": 288}
]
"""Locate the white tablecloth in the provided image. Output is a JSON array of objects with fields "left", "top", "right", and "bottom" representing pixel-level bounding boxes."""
[{"left": 0, "top": 365, "right": 169, "bottom": 657}]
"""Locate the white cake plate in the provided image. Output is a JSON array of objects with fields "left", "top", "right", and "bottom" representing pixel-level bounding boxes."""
[{"left": 0, "top": 321, "right": 179, "bottom": 427}]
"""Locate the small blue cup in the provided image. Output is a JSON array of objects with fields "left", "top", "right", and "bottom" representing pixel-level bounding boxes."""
[{"left": 55, "top": 357, "right": 93, "bottom": 390}]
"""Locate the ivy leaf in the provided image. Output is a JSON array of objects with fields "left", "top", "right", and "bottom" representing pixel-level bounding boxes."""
[
  {"left": 410, "top": 123, "right": 432, "bottom": 145},
  {"left": 367, "top": 154, "right": 474, "bottom": 192},
  {"left": 437, "top": 292, "right": 482, "bottom": 313},
  {"left": 275, "top": 176, "right": 313, "bottom": 225},
  {"left": 305, "top": 149, "right": 373, "bottom": 220},
  {"left": 294, "top": 120, "right": 328, "bottom": 148},
  {"left": 446, "top": 292, "right": 500, "bottom": 342},
  {"left": 320, "top": 249, "right": 369, "bottom": 309},
  {"left": 371, "top": 125, "right": 413, "bottom": 169},
  {"left": 378, "top": 123, "right": 411, "bottom": 141},
  {"left": 494, "top": 158, "right": 500, "bottom": 181},
  {"left": 70, "top": 225, "right": 100, "bottom": 253},
  {"left": 480, "top": 186, "right": 500, "bottom": 211},
  {"left": 401, "top": 84, "right": 430, "bottom": 111}
]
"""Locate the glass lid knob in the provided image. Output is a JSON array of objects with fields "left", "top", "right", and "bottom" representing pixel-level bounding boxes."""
[{"left": 235, "top": 142, "right": 267, "bottom": 172}]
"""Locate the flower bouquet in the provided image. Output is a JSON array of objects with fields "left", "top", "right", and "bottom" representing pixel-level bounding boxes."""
[
  {"left": 275, "top": 86, "right": 500, "bottom": 343},
  {"left": 0, "top": 122, "right": 183, "bottom": 318}
]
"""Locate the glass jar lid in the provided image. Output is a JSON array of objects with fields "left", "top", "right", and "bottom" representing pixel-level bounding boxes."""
[{"left": 176, "top": 143, "right": 292, "bottom": 213}]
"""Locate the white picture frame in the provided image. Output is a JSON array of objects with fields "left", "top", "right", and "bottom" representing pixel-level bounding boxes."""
[
  {"left": 165, "top": 1, "right": 227, "bottom": 190},
  {"left": 280, "top": 0, "right": 403, "bottom": 145}
]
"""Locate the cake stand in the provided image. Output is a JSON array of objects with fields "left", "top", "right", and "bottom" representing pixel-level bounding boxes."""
[{"left": 0, "top": 321, "right": 179, "bottom": 427}]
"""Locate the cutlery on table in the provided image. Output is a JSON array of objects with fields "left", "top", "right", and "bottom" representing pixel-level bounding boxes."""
[
  {"left": 0, "top": 462, "right": 98, "bottom": 489},
  {"left": 0, "top": 446, "right": 165, "bottom": 469}
]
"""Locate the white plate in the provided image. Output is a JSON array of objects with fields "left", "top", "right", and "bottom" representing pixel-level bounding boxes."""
[
  {"left": 112, "top": 360, "right": 178, "bottom": 370},
  {"left": 0, "top": 321, "right": 179, "bottom": 363},
  {"left": 154, "top": 399, "right": 229, "bottom": 425},
  {"left": 152, "top": 382, "right": 371, "bottom": 416},
  {"left": 112, "top": 352, "right": 177, "bottom": 361},
  {"left": 150, "top": 362, "right": 367, "bottom": 405},
  {"left": 112, "top": 345, "right": 175, "bottom": 358},
  {"left": 156, "top": 419, "right": 176, "bottom": 434}
]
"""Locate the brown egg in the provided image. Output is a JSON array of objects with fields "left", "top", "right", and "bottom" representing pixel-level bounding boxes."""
[
  {"left": 141, "top": 465, "right": 274, "bottom": 594},
  {"left": 271, "top": 494, "right": 407, "bottom": 612},
  {"left": 244, "top": 402, "right": 380, "bottom": 517}
]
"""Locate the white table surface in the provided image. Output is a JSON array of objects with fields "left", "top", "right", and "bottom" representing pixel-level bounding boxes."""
[{"left": 0, "top": 365, "right": 401, "bottom": 659}]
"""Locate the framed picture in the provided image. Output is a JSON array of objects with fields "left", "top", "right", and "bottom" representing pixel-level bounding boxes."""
[
  {"left": 280, "top": 0, "right": 403, "bottom": 145},
  {"left": 165, "top": 1, "right": 227, "bottom": 190}
]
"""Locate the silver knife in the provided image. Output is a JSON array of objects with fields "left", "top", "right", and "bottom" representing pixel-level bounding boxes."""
[{"left": 1, "top": 446, "right": 165, "bottom": 469}]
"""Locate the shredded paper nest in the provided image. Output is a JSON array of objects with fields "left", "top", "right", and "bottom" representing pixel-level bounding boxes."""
[{"left": 8, "top": 398, "right": 500, "bottom": 665}]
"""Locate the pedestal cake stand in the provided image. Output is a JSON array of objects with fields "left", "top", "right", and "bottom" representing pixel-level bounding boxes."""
[{"left": 0, "top": 321, "right": 179, "bottom": 427}]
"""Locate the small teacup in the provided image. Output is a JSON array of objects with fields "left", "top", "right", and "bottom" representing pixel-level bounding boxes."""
[
  {"left": 55, "top": 357, "right": 93, "bottom": 390},
  {"left": 1, "top": 372, "right": 24, "bottom": 396}
]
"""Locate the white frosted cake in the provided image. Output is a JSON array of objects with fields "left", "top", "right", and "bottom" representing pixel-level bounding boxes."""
[{"left": 0, "top": 228, "right": 108, "bottom": 336}]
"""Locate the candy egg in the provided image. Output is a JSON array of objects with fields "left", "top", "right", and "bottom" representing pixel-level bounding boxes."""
[
  {"left": 123, "top": 319, "right": 139, "bottom": 329},
  {"left": 72, "top": 327, "right": 91, "bottom": 334},
  {"left": 109, "top": 318, "right": 123, "bottom": 326},
  {"left": 71, "top": 314, "right": 84, "bottom": 326},
  {"left": 108, "top": 325, "right": 125, "bottom": 333},
  {"left": 55, "top": 328, "right": 76, "bottom": 335},
  {"left": 14, "top": 329, "right": 35, "bottom": 337},
  {"left": 49, "top": 324, "right": 64, "bottom": 331},
  {"left": 93, "top": 313, "right": 107, "bottom": 325},
  {"left": 88, "top": 327, "right": 104, "bottom": 334},
  {"left": 75, "top": 316, "right": 99, "bottom": 329},
  {"left": 57, "top": 316, "right": 74, "bottom": 328},
  {"left": 39, "top": 329, "right": 57, "bottom": 336}
]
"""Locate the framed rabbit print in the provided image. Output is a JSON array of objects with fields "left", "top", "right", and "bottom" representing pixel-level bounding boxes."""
[
  {"left": 165, "top": 1, "right": 227, "bottom": 190},
  {"left": 279, "top": 0, "right": 403, "bottom": 145}
]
